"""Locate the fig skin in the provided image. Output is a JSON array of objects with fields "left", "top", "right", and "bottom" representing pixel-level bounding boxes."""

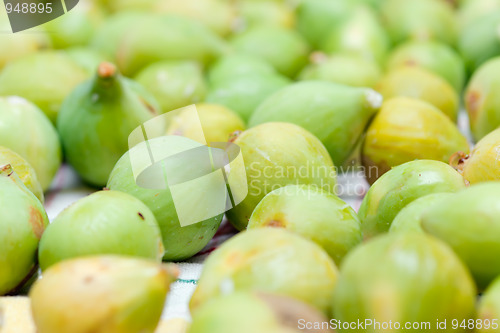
[
  {"left": 236, "top": 1, "right": 296, "bottom": 32},
  {"left": 38, "top": 190, "right": 164, "bottom": 271},
  {"left": 165, "top": 103, "right": 246, "bottom": 144},
  {"left": 57, "top": 62, "right": 159, "bottom": 187},
  {"left": 460, "top": 128, "right": 500, "bottom": 184},
  {"left": 299, "top": 54, "right": 382, "bottom": 88},
  {"left": 387, "top": 40, "right": 466, "bottom": 92},
  {"left": 225, "top": 122, "right": 337, "bottom": 231},
  {"left": 358, "top": 160, "right": 467, "bottom": 239},
  {"left": 422, "top": 182, "right": 500, "bottom": 289},
  {"left": 389, "top": 193, "right": 452, "bottom": 234},
  {"left": 231, "top": 26, "right": 310, "bottom": 78},
  {"left": 189, "top": 292, "right": 332, "bottom": 333},
  {"left": 362, "top": 97, "right": 469, "bottom": 183},
  {"left": 464, "top": 57, "right": 500, "bottom": 141},
  {"left": 135, "top": 61, "right": 207, "bottom": 114},
  {"left": 333, "top": 233, "right": 477, "bottom": 332},
  {"left": 0, "top": 51, "right": 90, "bottom": 123},
  {"left": 458, "top": 0, "right": 500, "bottom": 31},
  {"left": 0, "top": 97, "right": 62, "bottom": 191},
  {"left": 65, "top": 48, "right": 110, "bottom": 73},
  {"left": 248, "top": 185, "right": 361, "bottom": 265},
  {"left": 207, "top": 54, "right": 277, "bottom": 86},
  {"left": 189, "top": 228, "right": 339, "bottom": 315},
  {"left": 377, "top": 67, "right": 459, "bottom": 121},
  {"left": 107, "top": 136, "right": 223, "bottom": 261},
  {"left": 477, "top": 276, "right": 500, "bottom": 332},
  {"left": 0, "top": 146, "right": 44, "bottom": 203},
  {"left": 249, "top": 81, "right": 382, "bottom": 167},
  {"left": 0, "top": 165, "right": 49, "bottom": 295},
  {"left": 30, "top": 256, "right": 178, "bottom": 333}
]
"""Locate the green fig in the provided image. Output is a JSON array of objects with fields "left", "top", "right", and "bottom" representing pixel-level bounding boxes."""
[
  {"left": 107, "top": 136, "right": 223, "bottom": 261},
  {"left": 30, "top": 256, "right": 178, "bottom": 333},
  {"left": 333, "top": 233, "right": 477, "bottom": 331},
  {"left": 320, "top": 5, "right": 390, "bottom": 66},
  {"left": 380, "top": 0, "right": 458, "bottom": 46},
  {"left": 389, "top": 193, "right": 453, "bottom": 234},
  {"left": 189, "top": 228, "right": 339, "bottom": 315},
  {"left": 57, "top": 62, "right": 159, "bottom": 187},
  {"left": 299, "top": 53, "right": 382, "bottom": 88},
  {"left": 207, "top": 54, "right": 277, "bottom": 86},
  {"left": 362, "top": 97, "right": 470, "bottom": 183},
  {"left": 459, "top": 10, "right": 500, "bottom": 73},
  {"left": 231, "top": 26, "right": 310, "bottom": 78},
  {"left": 235, "top": 1, "right": 296, "bottom": 32},
  {"left": 477, "top": 276, "right": 500, "bottom": 332},
  {"left": 189, "top": 292, "right": 332, "bottom": 333},
  {"left": 206, "top": 73, "right": 291, "bottom": 122},
  {"left": 377, "top": 67, "right": 460, "bottom": 121},
  {"left": 225, "top": 122, "right": 337, "bottom": 231},
  {"left": 0, "top": 146, "right": 43, "bottom": 203},
  {"left": 248, "top": 185, "right": 361, "bottom": 265},
  {"left": 0, "top": 51, "right": 90, "bottom": 123},
  {"left": 422, "top": 182, "right": 500, "bottom": 289},
  {"left": 387, "top": 40, "right": 466, "bottom": 92},
  {"left": 38, "top": 190, "right": 164, "bottom": 270},
  {"left": 358, "top": 160, "right": 466, "bottom": 238},
  {"left": 0, "top": 165, "right": 49, "bottom": 295},
  {"left": 458, "top": 0, "right": 500, "bottom": 31},
  {"left": 0, "top": 96, "right": 61, "bottom": 191},
  {"left": 249, "top": 81, "right": 382, "bottom": 166},
  {"left": 135, "top": 61, "right": 207, "bottom": 114},
  {"left": 98, "top": 0, "right": 157, "bottom": 12},
  {"left": 465, "top": 57, "right": 500, "bottom": 141},
  {"left": 165, "top": 103, "right": 246, "bottom": 144},
  {"left": 64, "top": 47, "right": 110, "bottom": 73}
]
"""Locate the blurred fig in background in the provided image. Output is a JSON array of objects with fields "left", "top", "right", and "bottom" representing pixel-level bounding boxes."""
[
  {"left": 362, "top": 97, "right": 469, "bottom": 183},
  {"left": 64, "top": 47, "right": 109, "bottom": 73},
  {"left": 477, "top": 276, "right": 500, "bottom": 332},
  {"left": 207, "top": 54, "right": 277, "bottom": 86},
  {"left": 235, "top": 1, "right": 296, "bottom": 32},
  {"left": 0, "top": 97, "right": 61, "bottom": 191}
]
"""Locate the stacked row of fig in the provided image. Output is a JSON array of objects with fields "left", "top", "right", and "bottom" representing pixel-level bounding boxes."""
[{"left": 1, "top": 0, "right": 500, "bottom": 332}]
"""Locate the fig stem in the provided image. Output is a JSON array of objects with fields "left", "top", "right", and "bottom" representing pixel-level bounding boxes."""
[
  {"left": 449, "top": 151, "right": 469, "bottom": 174},
  {"left": 98, "top": 62, "right": 118, "bottom": 79}
]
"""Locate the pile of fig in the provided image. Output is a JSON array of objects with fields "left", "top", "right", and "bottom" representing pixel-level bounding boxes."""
[{"left": 3, "top": 0, "right": 500, "bottom": 332}]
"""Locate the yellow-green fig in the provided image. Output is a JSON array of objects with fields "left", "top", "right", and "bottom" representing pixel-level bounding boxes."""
[
  {"left": 189, "top": 228, "right": 339, "bottom": 315},
  {"left": 362, "top": 97, "right": 469, "bottom": 183},
  {"left": 0, "top": 165, "right": 49, "bottom": 295},
  {"left": 377, "top": 67, "right": 460, "bottom": 121},
  {"left": 477, "top": 276, "right": 500, "bottom": 332},
  {"left": 0, "top": 97, "right": 62, "bottom": 191},
  {"left": 207, "top": 54, "right": 277, "bottom": 86},
  {"left": 38, "top": 190, "right": 164, "bottom": 271},
  {"left": 189, "top": 292, "right": 332, "bottom": 333},
  {"left": 333, "top": 233, "right": 477, "bottom": 332},
  {"left": 248, "top": 185, "right": 361, "bottom": 265},
  {"left": 358, "top": 160, "right": 466, "bottom": 238},
  {"left": 30, "top": 256, "right": 178, "bottom": 333},
  {"left": 225, "top": 122, "right": 337, "bottom": 230},
  {"left": 236, "top": 1, "right": 296, "bottom": 32}
]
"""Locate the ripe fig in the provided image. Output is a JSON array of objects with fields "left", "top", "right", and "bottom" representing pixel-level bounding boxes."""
[
  {"left": 387, "top": 40, "right": 466, "bottom": 92},
  {"left": 236, "top": 1, "right": 295, "bottom": 32},
  {"left": 38, "top": 190, "right": 164, "bottom": 270},
  {"left": 189, "top": 228, "right": 339, "bottom": 315},
  {"left": 358, "top": 160, "right": 466, "bottom": 238},
  {"left": 0, "top": 165, "right": 49, "bottom": 295},
  {"left": 477, "top": 276, "right": 500, "bottom": 332},
  {"left": 248, "top": 185, "right": 361, "bottom": 265},
  {"left": 57, "top": 62, "right": 159, "bottom": 187},
  {"left": 389, "top": 193, "right": 452, "bottom": 234},
  {"left": 207, "top": 54, "right": 277, "bottom": 86},
  {"left": 135, "top": 61, "right": 207, "bottom": 114},
  {"left": 0, "top": 51, "right": 90, "bottom": 123},
  {"left": 249, "top": 81, "right": 382, "bottom": 167},
  {"left": 362, "top": 97, "right": 469, "bottom": 183},
  {"left": 206, "top": 73, "right": 291, "bottom": 122},
  {"left": 299, "top": 54, "right": 382, "bottom": 88},
  {"left": 0, "top": 146, "right": 43, "bottom": 203},
  {"left": 189, "top": 292, "right": 332, "bottom": 333},
  {"left": 107, "top": 136, "right": 223, "bottom": 261},
  {"left": 0, "top": 297, "right": 36, "bottom": 332},
  {"left": 225, "top": 122, "right": 337, "bottom": 230},
  {"left": 0, "top": 97, "right": 61, "bottom": 191},
  {"left": 30, "top": 256, "right": 178, "bottom": 333},
  {"left": 165, "top": 103, "right": 245, "bottom": 144},
  {"left": 333, "top": 233, "right": 477, "bottom": 331},
  {"left": 380, "top": 0, "right": 458, "bottom": 46},
  {"left": 422, "top": 182, "right": 500, "bottom": 289},
  {"left": 231, "top": 26, "right": 310, "bottom": 78},
  {"left": 464, "top": 57, "right": 500, "bottom": 141},
  {"left": 377, "top": 67, "right": 459, "bottom": 121}
]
